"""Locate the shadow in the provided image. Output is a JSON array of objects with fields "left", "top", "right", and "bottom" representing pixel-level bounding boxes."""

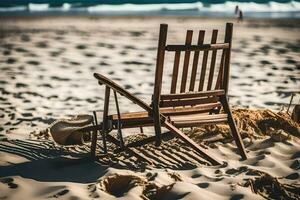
[{"left": 0, "top": 138, "right": 108, "bottom": 183}]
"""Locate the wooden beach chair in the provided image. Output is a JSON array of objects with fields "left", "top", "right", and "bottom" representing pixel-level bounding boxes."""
[{"left": 86, "top": 23, "right": 247, "bottom": 166}]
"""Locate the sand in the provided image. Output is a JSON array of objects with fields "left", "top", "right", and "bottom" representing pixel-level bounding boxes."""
[{"left": 0, "top": 16, "right": 299, "bottom": 199}]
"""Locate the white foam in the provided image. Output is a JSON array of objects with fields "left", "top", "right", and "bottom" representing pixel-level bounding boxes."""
[
  {"left": 62, "top": 3, "right": 71, "bottom": 11},
  {"left": 87, "top": 2, "right": 204, "bottom": 12},
  {"left": 28, "top": 3, "right": 49, "bottom": 12},
  {"left": 86, "top": 1, "right": 300, "bottom": 13}
]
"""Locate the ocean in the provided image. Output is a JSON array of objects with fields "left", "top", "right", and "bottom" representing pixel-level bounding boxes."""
[{"left": 0, "top": 0, "right": 299, "bottom": 18}]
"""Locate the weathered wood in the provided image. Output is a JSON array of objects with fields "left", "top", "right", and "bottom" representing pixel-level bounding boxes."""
[
  {"left": 161, "top": 89, "right": 225, "bottom": 100},
  {"left": 113, "top": 91, "right": 124, "bottom": 148},
  {"left": 160, "top": 96, "right": 219, "bottom": 108},
  {"left": 101, "top": 86, "right": 111, "bottom": 154},
  {"left": 166, "top": 43, "right": 229, "bottom": 51},
  {"left": 220, "top": 95, "right": 247, "bottom": 160},
  {"left": 189, "top": 30, "right": 205, "bottom": 91},
  {"left": 207, "top": 30, "right": 218, "bottom": 90},
  {"left": 180, "top": 30, "right": 193, "bottom": 93},
  {"left": 111, "top": 102, "right": 222, "bottom": 120},
  {"left": 170, "top": 51, "right": 181, "bottom": 93},
  {"left": 94, "top": 73, "right": 152, "bottom": 112},
  {"left": 198, "top": 35, "right": 209, "bottom": 91},
  {"left": 222, "top": 23, "right": 233, "bottom": 94},
  {"left": 91, "top": 111, "right": 98, "bottom": 158},
  {"left": 173, "top": 118, "right": 228, "bottom": 127},
  {"left": 152, "top": 24, "right": 168, "bottom": 145},
  {"left": 215, "top": 50, "right": 225, "bottom": 90},
  {"left": 170, "top": 113, "right": 228, "bottom": 122}
]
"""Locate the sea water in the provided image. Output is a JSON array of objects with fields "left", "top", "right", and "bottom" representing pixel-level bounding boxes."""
[{"left": 0, "top": 0, "right": 299, "bottom": 18}]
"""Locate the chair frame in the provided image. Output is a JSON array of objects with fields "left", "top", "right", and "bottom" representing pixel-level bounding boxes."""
[{"left": 82, "top": 23, "right": 247, "bottom": 166}]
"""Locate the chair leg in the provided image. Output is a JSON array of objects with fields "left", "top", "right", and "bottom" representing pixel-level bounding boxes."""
[
  {"left": 152, "top": 103, "right": 162, "bottom": 146},
  {"left": 90, "top": 118, "right": 97, "bottom": 158},
  {"left": 220, "top": 96, "right": 247, "bottom": 160},
  {"left": 91, "top": 131, "right": 97, "bottom": 158}
]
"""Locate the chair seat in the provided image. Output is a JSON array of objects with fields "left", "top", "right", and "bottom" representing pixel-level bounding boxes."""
[{"left": 108, "top": 102, "right": 225, "bottom": 129}]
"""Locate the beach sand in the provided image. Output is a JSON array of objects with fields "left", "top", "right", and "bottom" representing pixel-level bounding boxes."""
[{"left": 0, "top": 16, "right": 299, "bottom": 199}]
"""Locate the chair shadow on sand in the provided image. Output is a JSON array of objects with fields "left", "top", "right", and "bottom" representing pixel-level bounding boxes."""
[{"left": 0, "top": 135, "right": 108, "bottom": 183}]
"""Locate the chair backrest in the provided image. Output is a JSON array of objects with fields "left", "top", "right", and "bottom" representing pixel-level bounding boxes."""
[{"left": 152, "top": 23, "right": 233, "bottom": 108}]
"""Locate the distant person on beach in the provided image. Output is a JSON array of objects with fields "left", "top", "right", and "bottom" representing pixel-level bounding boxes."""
[
  {"left": 235, "top": 5, "right": 243, "bottom": 23},
  {"left": 235, "top": 5, "right": 239, "bottom": 15},
  {"left": 238, "top": 10, "right": 243, "bottom": 22}
]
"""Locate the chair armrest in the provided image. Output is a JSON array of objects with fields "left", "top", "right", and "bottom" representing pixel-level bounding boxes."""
[{"left": 94, "top": 73, "right": 152, "bottom": 113}]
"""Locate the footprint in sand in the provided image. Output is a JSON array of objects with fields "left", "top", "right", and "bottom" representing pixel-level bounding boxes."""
[
  {"left": 35, "top": 41, "right": 48, "bottom": 48},
  {"left": 76, "top": 44, "right": 87, "bottom": 50},
  {"left": 27, "top": 60, "right": 40, "bottom": 66},
  {"left": 124, "top": 45, "right": 136, "bottom": 50},
  {"left": 286, "top": 58, "right": 297, "bottom": 64},
  {"left": 69, "top": 61, "right": 80, "bottom": 66},
  {"left": 0, "top": 177, "right": 18, "bottom": 189},
  {"left": 119, "top": 50, "right": 128, "bottom": 55},
  {"left": 260, "top": 60, "right": 272, "bottom": 65},
  {"left": 15, "top": 47, "right": 28, "bottom": 53},
  {"left": 253, "top": 35, "right": 261, "bottom": 42},
  {"left": 16, "top": 83, "right": 28, "bottom": 88},
  {"left": 50, "top": 51, "right": 62, "bottom": 57},
  {"left": 129, "top": 31, "right": 145, "bottom": 37},
  {"left": 197, "top": 182, "right": 209, "bottom": 188},
  {"left": 84, "top": 52, "right": 95, "bottom": 57},
  {"left": 3, "top": 50, "right": 11, "bottom": 55},
  {"left": 276, "top": 48, "right": 288, "bottom": 54},
  {"left": 290, "top": 158, "right": 300, "bottom": 170},
  {"left": 285, "top": 172, "right": 299, "bottom": 180},
  {"left": 122, "top": 61, "right": 152, "bottom": 66},
  {"left": 20, "top": 34, "right": 30, "bottom": 42},
  {"left": 6, "top": 57, "right": 17, "bottom": 64},
  {"left": 99, "top": 61, "right": 109, "bottom": 66},
  {"left": 97, "top": 42, "right": 115, "bottom": 49},
  {"left": 230, "top": 194, "right": 244, "bottom": 200}
]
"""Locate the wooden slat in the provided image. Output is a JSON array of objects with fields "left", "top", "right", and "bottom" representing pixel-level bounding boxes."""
[
  {"left": 161, "top": 102, "right": 221, "bottom": 115},
  {"left": 165, "top": 43, "right": 229, "bottom": 51},
  {"left": 222, "top": 23, "right": 233, "bottom": 94},
  {"left": 173, "top": 118, "right": 228, "bottom": 127},
  {"left": 110, "top": 103, "right": 221, "bottom": 120},
  {"left": 207, "top": 30, "right": 218, "bottom": 90},
  {"left": 160, "top": 96, "right": 219, "bottom": 108},
  {"left": 189, "top": 30, "right": 205, "bottom": 91},
  {"left": 220, "top": 95, "right": 247, "bottom": 160},
  {"left": 170, "top": 113, "right": 227, "bottom": 122},
  {"left": 170, "top": 51, "right": 181, "bottom": 93},
  {"left": 215, "top": 50, "right": 225, "bottom": 89},
  {"left": 94, "top": 73, "right": 152, "bottom": 112},
  {"left": 198, "top": 36, "right": 209, "bottom": 91},
  {"left": 110, "top": 102, "right": 221, "bottom": 122},
  {"left": 180, "top": 30, "right": 193, "bottom": 93},
  {"left": 161, "top": 89, "right": 225, "bottom": 100}
]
